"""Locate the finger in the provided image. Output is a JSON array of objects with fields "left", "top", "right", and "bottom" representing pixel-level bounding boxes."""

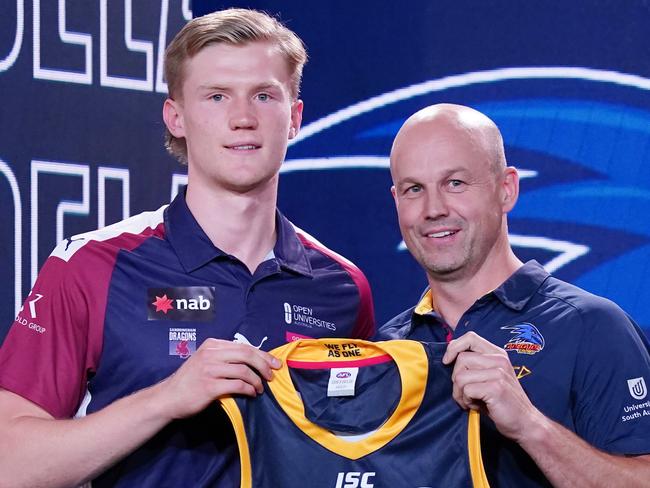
[
  {"left": 451, "top": 367, "right": 501, "bottom": 408},
  {"left": 451, "top": 351, "right": 513, "bottom": 382},
  {"left": 207, "top": 363, "right": 265, "bottom": 394},
  {"left": 213, "top": 379, "right": 258, "bottom": 399},
  {"left": 443, "top": 331, "right": 502, "bottom": 364},
  {"left": 199, "top": 345, "right": 277, "bottom": 381},
  {"left": 202, "top": 339, "right": 281, "bottom": 369}
]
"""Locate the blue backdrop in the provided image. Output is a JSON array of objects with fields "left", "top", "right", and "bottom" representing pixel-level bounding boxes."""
[{"left": 2, "top": 1, "right": 650, "bottom": 339}]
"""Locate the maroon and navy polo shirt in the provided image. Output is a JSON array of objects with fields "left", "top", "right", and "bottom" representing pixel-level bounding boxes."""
[
  {"left": 0, "top": 192, "right": 375, "bottom": 487},
  {"left": 376, "top": 260, "right": 650, "bottom": 487}
]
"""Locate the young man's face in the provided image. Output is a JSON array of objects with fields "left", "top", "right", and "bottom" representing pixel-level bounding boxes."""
[
  {"left": 165, "top": 41, "right": 302, "bottom": 193},
  {"left": 390, "top": 120, "right": 513, "bottom": 282}
]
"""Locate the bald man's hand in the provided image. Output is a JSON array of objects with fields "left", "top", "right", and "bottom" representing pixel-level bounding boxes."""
[{"left": 442, "top": 331, "right": 543, "bottom": 442}]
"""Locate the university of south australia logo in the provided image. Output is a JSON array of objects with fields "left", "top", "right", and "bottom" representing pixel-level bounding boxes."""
[{"left": 627, "top": 377, "right": 647, "bottom": 400}]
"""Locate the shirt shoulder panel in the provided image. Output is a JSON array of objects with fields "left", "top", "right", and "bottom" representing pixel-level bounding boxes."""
[
  {"left": 292, "top": 225, "right": 375, "bottom": 339},
  {"left": 50, "top": 205, "right": 167, "bottom": 262},
  {"left": 0, "top": 207, "right": 167, "bottom": 418},
  {"left": 537, "top": 276, "right": 650, "bottom": 454}
]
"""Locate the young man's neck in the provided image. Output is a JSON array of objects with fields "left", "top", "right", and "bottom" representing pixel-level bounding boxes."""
[
  {"left": 427, "top": 247, "right": 523, "bottom": 330},
  {"left": 185, "top": 178, "right": 278, "bottom": 274}
]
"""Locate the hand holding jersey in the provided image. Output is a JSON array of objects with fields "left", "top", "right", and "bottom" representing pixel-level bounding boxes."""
[
  {"left": 156, "top": 339, "right": 281, "bottom": 420},
  {"left": 443, "top": 331, "right": 544, "bottom": 443}
]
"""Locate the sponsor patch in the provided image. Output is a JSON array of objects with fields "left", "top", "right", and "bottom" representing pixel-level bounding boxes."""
[
  {"left": 147, "top": 287, "right": 215, "bottom": 322},
  {"left": 169, "top": 328, "right": 196, "bottom": 359},
  {"left": 328, "top": 367, "right": 359, "bottom": 397},
  {"left": 15, "top": 292, "right": 47, "bottom": 334},
  {"left": 233, "top": 332, "right": 268, "bottom": 349},
  {"left": 513, "top": 365, "right": 532, "bottom": 379},
  {"left": 286, "top": 331, "right": 314, "bottom": 342},
  {"left": 282, "top": 301, "right": 337, "bottom": 331},
  {"left": 501, "top": 323, "right": 545, "bottom": 355},
  {"left": 627, "top": 377, "right": 648, "bottom": 400}
]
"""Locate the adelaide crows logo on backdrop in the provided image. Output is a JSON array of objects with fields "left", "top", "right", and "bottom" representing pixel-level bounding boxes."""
[
  {"left": 501, "top": 323, "right": 545, "bottom": 355},
  {"left": 282, "top": 67, "right": 650, "bottom": 332}
]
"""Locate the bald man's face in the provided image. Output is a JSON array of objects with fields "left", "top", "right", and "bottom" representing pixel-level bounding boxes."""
[{"left": 390, "top": 119, "right": 514, "bottom": 281}]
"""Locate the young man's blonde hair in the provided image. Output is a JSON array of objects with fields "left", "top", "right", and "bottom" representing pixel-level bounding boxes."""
[{"left": 164, "top": 8, "right": 308, "bottom": 164}]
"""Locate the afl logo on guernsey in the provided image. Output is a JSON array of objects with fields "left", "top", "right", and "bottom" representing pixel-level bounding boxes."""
[
  {"left": 336, "top": 371, "right": 352, "bottom": 379},
  {"left": 501, "top": 323, "right": 545, "bottom": 355}
]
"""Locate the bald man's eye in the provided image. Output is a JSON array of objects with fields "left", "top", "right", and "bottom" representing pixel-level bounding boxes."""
[
  {"left": 447, "top": 179, "right": 466, "bottom": 192},
  {"left": 404, "top": 184, "right": 423, "bottom": 196}
]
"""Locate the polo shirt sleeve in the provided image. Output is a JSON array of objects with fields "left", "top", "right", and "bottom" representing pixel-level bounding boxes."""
[
  {"left": 571, "top": 298, "right": 650, "bottom": 455},
  {"left": 0, "top": 249, "right": 102, "bottom": 419}
]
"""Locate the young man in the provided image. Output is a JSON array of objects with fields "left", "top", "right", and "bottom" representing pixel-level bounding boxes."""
[
  {"left": 378, "top": 103, "right": 650, "bottom": 487},
  {"left": 0, "top": 9, "right": 374, "bottom": 487}
]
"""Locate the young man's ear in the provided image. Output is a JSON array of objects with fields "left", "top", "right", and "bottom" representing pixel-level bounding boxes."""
[
  {"left": 163, "top": 98, "right": 185, "bottom": 138},
  {"left": 288, "top": 99, "right": 304, "bottom": 140}
]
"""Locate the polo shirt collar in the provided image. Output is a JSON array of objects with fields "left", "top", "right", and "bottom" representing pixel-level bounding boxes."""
[
  {"left": 491, "top": 260, "right": 549, "bottom": 310},
  {"left": 414, "top": 289, "right": 436, "bottom": 315},
  {"left": 273, "top": 215, "right": 313, "bottom": 277},
  {"left": 412, "top": 260, "right": 549, "bottom": 316},
  {"left": 165, "top": 192, "right": 312, "bottom": 276}
]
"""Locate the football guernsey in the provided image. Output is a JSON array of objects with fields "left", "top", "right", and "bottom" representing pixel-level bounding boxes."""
[
  {"left": 0, "top": 192, "right": 375, "bottom": 487},
  {"left": 377, "top": 260, "right": 650, "bottom": 487},
  {"left": 221, "top": 339, "right": 489, "bottom": 488}
]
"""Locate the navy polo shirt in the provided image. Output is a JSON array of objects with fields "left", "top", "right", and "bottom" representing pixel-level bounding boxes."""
[
  {"left": 0, "top": 192, "right": 375, "bottom": 487},
  {"left": 377, "top": 260, "right": 650, "bottom": 487}
]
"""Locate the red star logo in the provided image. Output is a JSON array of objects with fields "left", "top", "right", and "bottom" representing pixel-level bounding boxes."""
[{"left": 152, "top": 294, "right": 174, "bottom": 314}]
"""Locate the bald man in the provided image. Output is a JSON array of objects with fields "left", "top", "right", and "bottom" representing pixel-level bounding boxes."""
[{"left": 377, "top": 104, "right": 650, "bottom": 487}]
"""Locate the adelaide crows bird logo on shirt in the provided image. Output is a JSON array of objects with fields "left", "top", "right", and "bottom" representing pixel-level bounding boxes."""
[{"left": 501, "top": 323, "right": 545, "bottom": 355}]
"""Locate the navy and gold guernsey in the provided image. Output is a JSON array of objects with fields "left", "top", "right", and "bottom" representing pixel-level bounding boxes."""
[{"left": 220, "top": 339, "right": 489, "bottom": 488}]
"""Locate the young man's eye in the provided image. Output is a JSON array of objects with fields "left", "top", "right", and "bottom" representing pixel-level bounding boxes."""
[
  {"left": 256, "top": 93, "right": 270, "bottom": 102},
  {"left": 211, "top": 94, "right": 223, "bottom": 102}
]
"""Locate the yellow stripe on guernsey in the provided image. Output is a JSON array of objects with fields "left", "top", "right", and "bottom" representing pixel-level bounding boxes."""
[
  {"left": 468, "top": 409, "right": 490, "bottom": 488},
  {"left": 268, "top": 339, "right": 426, "bottom": 460},
  {"left": 219, "top": 397, "right": 253, "bottom": 488}
]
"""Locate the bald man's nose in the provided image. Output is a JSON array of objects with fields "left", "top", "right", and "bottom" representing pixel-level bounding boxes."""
[{"left": 423, "top": 190, "right": 450, "bottom": 219}]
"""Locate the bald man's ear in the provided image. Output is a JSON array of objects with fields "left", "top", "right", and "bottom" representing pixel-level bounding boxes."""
[
  {"left": 391, "top": 185, "right": 398, "bottom": 206},
  {"left": 501, "top": 166, "right": 519, "bottom": 213}
]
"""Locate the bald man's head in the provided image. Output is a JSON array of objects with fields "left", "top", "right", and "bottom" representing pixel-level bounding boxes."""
[
  {"left": 389, "top": 103, "right": 519, "bottom": 282},
  {"left": 390, "top": 103, "right": 506, "bottom": 180}
]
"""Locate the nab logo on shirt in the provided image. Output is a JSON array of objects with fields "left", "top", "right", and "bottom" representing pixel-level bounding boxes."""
[{"left": 147, "top": 287, "right": 216, "bottom": 322}]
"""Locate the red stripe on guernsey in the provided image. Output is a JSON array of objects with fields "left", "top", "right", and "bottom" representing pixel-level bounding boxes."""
[
  {"left": 294, "top": 227, "right": 375, "bottom": 339},
  {"left": 287, "top": 354, "right": 392, "bottom": 370},
  {"left": 0, "top": 207, "right": 166, "bottom": 419}
]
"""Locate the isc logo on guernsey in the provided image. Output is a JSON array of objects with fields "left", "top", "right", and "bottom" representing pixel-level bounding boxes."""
[{"left": 335, "top": 472, "right": 375, "bottom": 488}]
